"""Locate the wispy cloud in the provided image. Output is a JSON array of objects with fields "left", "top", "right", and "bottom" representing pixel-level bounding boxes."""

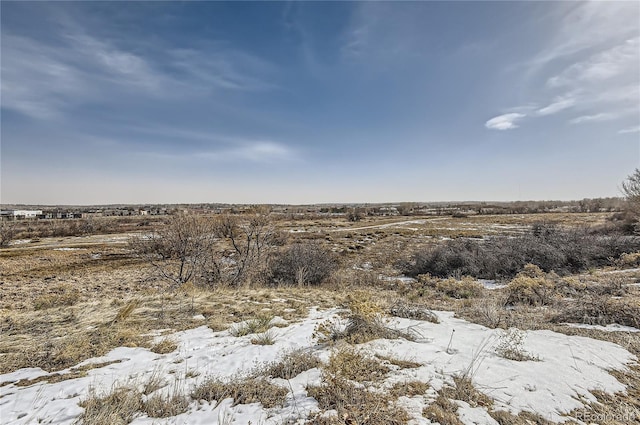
[
  {"left": 199, "top": 141, "right": 296, "bottom": 162},
  {"left": 536, "top": 96, "right": 576, "bottom": 116},
  {"left": 547, "top": 38, "right": 639, "bottom": 88},
  {"left": 1, "top": 17, "right": 278, "bottom": 120},
  {"left": 485, "top": 113, "right": 526, "bottom": 130},
  {"left": 619, "top": 126, "right": 640, "bottom": 134},
  {"left": 569, "top": 113, "right": 615, "bottom": 124},
  {"left": 487, "top": 2, "right": 639, "bottom": 131}
]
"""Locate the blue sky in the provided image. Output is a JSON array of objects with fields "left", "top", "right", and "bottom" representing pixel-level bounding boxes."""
[{"left": 1, "top": 1, "right": 639, "bottom": 205}]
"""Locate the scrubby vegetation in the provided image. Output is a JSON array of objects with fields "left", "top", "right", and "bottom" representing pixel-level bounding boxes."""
[{"left": 402, "top": 224, "right": 640, "bottom": 280}]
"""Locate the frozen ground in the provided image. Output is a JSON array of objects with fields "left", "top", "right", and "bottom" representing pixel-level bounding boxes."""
[{"left": 0, "top": 308, "right": 636, "bottom": 425}]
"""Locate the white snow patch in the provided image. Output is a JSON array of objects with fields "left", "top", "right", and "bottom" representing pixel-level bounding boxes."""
[
  {"left": 563, "top": 323, "right": 640, "bottom": 333},
  {"left": 0, "top": 308, "right": 635, "bottom": 424}
]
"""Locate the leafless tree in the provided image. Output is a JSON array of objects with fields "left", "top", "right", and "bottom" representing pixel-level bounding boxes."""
[
  {"left": 0, "top": 221, "right": 18, "bottom": 247},
  {"left": 131, "top": 215, "right": 219, "bottom": 288},
  {"left": 622, "top": 169, "right": 640, "bottom": 208},
  {"left": 214, "top": 213, "right": 276, "bottom": 286}
]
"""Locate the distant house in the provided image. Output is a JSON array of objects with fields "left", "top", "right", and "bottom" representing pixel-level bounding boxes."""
[{"left": 0, "top": 210, "right": 42, "bottom": 220}]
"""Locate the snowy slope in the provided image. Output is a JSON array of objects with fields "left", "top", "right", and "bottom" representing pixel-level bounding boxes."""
[{"left": 0, "top": 308, "right": 635, "bottom": 424}]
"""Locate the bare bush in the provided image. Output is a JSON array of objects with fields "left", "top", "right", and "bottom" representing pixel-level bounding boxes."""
[
  {"left": 0, "top": 221, "right": 18, "bottom": 247},
  {"left": 130, "top": 215, "right": 218, "bottom": 288},
  {"left": 552, "top": 295, "right": 640, "bottom": 328},
  {"left": 506, "top": 264, "right": 556, "bottom": 306},
  {"left": 269, "top": 242, "right": 337, "bottom": 286},
  {"left": 214, "top": 214, "right": 276, "bottom": 286},
  {"left": 402, "top": 224, "right": 640, "bottom": 279}
]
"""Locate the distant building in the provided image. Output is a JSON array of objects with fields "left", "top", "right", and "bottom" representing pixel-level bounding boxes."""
[{"left": 0, "top": 210, "right": 42, "bottom": 220}]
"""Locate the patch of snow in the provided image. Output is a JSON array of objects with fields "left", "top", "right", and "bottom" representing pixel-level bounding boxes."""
[
  {"left": 456, "top": 401, "right": 500, "bottom": 425},
  {"left": 478, "top": 279, "right": 507, "bottom": 290},
  {"left": 53, "top": 248, "right": 83, "bottom": 251},
  {"left": 563, "top": 323, "right": 640, "bottom": 333},
  {"left": 8, "top": 239, "right": 31, "bottom": 245},
  {"left": 0, "top": 308, "right": 635, "bottom": 424}
]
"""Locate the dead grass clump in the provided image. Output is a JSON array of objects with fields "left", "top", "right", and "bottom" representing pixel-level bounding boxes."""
[
  {"left": 506, "top": 264, "right": 555, "bottom": 306},
  {"left": 264, "top": 349, "right": 320, "bottom": 379},
  {"left": 141, "top": 393, "right": 190, "bottom": 418},
  {"left": 307, "top": 374, "right": 409, "bottom": 425},
  {"left": 616, "top": 251, "right": 640, "bottom": 268},
  {"left": 441, "top": 375, "right": 492, "bottom": 408},
  {"left": 326, "top": 347, "right": 389, "bottom": 382},
  {"left": 33, "top": 284, "right": 80, "bottom": 310},
  {"left": 422, "top": 394, "right": 464, "bottom": 425},
  {"left": 77, "top": 386, "right": 142, "bottom": 425},
  {"left": 389, "top": 380, "right": 430, "bottom": 398},
  {"left": 553, "top": 295, "right": 640, "bottom": 328},
  {"left": 389, "top": 301, "right": 439, "bottom": 323},
  {"left": 456, "top": 295, "right": 510, "bottom": 329},
  {"left": 250, "top": 330, "right": 276, "bottom": 345},
  {"left": 488, "top": 409, "right": 555, "bottom": 425},
  {"left": 315, "top": 292, "right": 414, "bottom": 344},
  {"left": 191, "top": 375, "right": 287, "bottom": 408},
  {"left": 435, "top": 277, "right": 484, "bottom": 299},
  {"left": 150, "top": 338, "right": 178, "bottom": 354},
  {"left": 376, "top": 354, "right": 422, "bottom": 369}
]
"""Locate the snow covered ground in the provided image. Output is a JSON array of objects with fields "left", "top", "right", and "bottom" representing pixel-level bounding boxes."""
[{"left": 0, "top": 308, "right": 636, "bottom": 425}]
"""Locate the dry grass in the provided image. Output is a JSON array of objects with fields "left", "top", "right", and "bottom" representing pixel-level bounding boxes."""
[
  {"left": 422, "top": 394, "right": 464, "bottom": 425},
  {"left": 77, "top": 386, "right": 142, "bottom": 425},
  {"left": 434, "top": 277, "right": 484, "bottom": 299},
  {"left": 389, "top": 380, "right": 430, "bottom": 397},
  {"left": 250, "top": 330, "right": 276, "bottom": 345},
  {"left": 307, "top": 373, "right": 410, "bottom": 425},
  {"left": 441, "top": 375, "right": 492, "bottom": 408},
  {"left": 150, "top": 338, "right": 178, "bottom": 354},
  {"left": 315, "top": 292, "right": 415, "bottom": 344},
  {"left": 191, "top": 375, "right": 287, "bottom": 408},
  {"left": 33, "top": 284, "right": 80, "bottom": 310},
  {"left": 376, "top": 354, "right": 422, "bottom": 369},
  {"left": 141, "top": 392, "right": 190, "bottom": 418},
  {"left": 230, "top": 315, "right": 274, "bottom": 337},
  {"left": 264, "top": 349, "right": 321, "bottom": 379},
  {"left": 325, "top": 346, "right": 390, "bottom": 382},
  {"left": 389, "top": 300, "right": 439, "bottom": 322}
]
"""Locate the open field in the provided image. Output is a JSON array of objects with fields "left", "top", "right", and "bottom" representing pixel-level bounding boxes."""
[{"left": 1, "top": 211, "right": 639, "bottom": 424}]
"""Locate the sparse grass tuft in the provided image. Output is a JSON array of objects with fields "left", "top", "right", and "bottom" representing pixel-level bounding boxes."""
[
  {"left": 315, "top": 292, "right": 415, "bottom": 344},
  {"left": 422, "top": 394, "right": 463, "bottom": 425},
  {"left": 141, "top": 392, "right": 190, "bottom": 418},
  {"left": 77, "top": 386, "right": 142, "bottom": 425},
  {"left": 191, "top": 375, "right": 287, "bottom": 408},
  {"left": 150, "top": 338, "right": 178, "bottom": 354},
  {"left": 250, "top": 330, "right": 276, "bottom": 345},
  {"left": 264, "top": 349, "right": 320, "bottom": 379},
  {"left": 230, "top": 315, "right": 273, "bottom": 337},
  {"left": 440, "top": 374, "right": 492, "bottom": 408},
  {"left": 376, "top": 354, "right": 422, "bottom": 369}
]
